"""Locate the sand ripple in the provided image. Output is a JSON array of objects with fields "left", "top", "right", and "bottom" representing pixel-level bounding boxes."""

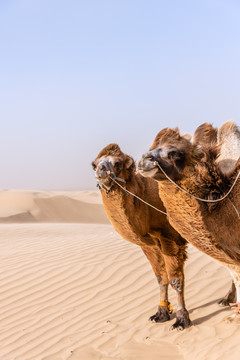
[{"left": 0, "top": 222, "right": 239, "bottom": 360}]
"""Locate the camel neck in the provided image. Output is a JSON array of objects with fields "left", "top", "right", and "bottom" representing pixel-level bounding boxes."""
[
  {"left": 100, "top": 174, "right": 144, "bottom": 200},
  {"left": 175, "top": 160, "right": 228, "bottom": 201},
  {"left": 158, "top": 180, "right": 240, "bottom": 265}
]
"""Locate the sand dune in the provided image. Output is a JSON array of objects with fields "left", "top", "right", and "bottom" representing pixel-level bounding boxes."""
[
  {"left": 0, "top": 190, "right": 109, "bottom": 224},
  {"left": 0, "top": 190, "right": 239, "bottom": 360}
]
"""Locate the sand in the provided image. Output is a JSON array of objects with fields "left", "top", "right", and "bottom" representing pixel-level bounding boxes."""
[{"left": 0, "top": 190, "right": 239, "bottom": 360}]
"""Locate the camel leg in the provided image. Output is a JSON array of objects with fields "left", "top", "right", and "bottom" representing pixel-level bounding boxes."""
[
  {"left": 147, "top": 231, "right": 191, "bottom": 330},
  {"left": 141, "top": 245, "right": 171, "bottom": 323},
  {"left": 163, "top": 255, "right": 191, "bottom": 330},
  {"left": 218, "top": 280, "right": 236, "bottom": 306},
  {"left": 226, "top": 269, "right": 240, "bottom": 323}
]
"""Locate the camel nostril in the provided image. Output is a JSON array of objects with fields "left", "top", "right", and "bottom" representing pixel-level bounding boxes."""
[
  {"left": 142, "top": 153, "right": 153, "bottom": 160},
  {"left": 144, "top": 153, "right": 155, "bottom": 162},
  {"left": 100, "top": 164, "right": 106, "bottom": 171}
]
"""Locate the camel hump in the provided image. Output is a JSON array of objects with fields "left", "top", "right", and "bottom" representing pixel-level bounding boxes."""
[
  {"left": 217, "top": 120, "right": 240, "bottom": 174},
  {"left": 192, "top": 123, "right": 217, "bottom": 146}
]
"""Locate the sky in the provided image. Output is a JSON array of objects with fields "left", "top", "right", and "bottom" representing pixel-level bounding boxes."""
[{"left": 0, "top": 0, "right": 240, "bottom": 190}]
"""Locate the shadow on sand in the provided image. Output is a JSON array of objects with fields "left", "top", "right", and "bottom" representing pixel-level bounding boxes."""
[{"left": 188, "top": 297, "right": 231, "bottom": 325}]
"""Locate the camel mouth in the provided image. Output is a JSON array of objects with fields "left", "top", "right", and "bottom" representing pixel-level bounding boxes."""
[
  {"left": 138, "top": 167, "right": 159, "bottom": 178},
  {"left": 138, "top": 155, "right": 158, "bottom": 170},
  {"left": 137, "top": 159, "right": 159, "bottom": 177},
  {"left": 95, "top": 174, "right": 110, "bottom": 183},
  {"left": 95, "top": 174, "right": 108, "bottom": 180},
  {"left": 95, "top": 174, "right": 113, "bottom": 190}
]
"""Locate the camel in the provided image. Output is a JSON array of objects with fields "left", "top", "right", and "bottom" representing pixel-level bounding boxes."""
[
  {"left": 138, "top": 121, "right": 240, "bottom": 321},
  {"left": 92, "top": 143, "right": 191, "bottom": 330}
]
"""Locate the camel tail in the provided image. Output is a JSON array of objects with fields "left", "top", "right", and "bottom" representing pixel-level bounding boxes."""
[{"left": 217, "top": 120, "right": 240, "bottom": 174}]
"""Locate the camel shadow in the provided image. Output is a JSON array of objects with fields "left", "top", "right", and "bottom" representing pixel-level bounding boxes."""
[
  {"left": 189, "top": 298, "right": 224, "bottom": 313},
  {"left": 192, "top": 307, "right": 230, "bottom": 325},
  {"left": 188, "top": 297, "right": 231, "bottom": 325}
]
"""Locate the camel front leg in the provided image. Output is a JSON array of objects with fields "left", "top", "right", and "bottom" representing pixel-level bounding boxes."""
[
  {"left": 147, "top": 231, "right": 191, "bottom": 330},
  {"left": 141, "top": 245, "right": 171, "bottom": 323},
  {"left": 163, "top": 253, "right": 191, "bottom": 330}
]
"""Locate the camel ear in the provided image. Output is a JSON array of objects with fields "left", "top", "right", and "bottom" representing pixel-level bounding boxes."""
[
  {"left": 125, "top": 156, "right": 134, "bottom": 169},
  {"left": 181, "top": 132, "right": 192, "bottom": 141},
  {"left": 91, "top": 160, "right": 97, "bottom": 170}
]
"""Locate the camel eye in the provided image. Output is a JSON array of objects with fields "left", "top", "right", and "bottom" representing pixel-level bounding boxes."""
[
  {"left": 115, "top": 161, "right": 121, "bottom": 168},
  {"left": 91, "top": 162, "right": 96, "bottom": 170},
  {"left": 168, "top": 151, "right": 177, "bottom": 159}
]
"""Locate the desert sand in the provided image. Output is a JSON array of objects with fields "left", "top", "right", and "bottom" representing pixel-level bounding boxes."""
[{"left": 0, "top": 189, "right": 239, "bottom": 360}]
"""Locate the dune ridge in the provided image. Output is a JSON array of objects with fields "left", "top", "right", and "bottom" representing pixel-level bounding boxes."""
[
  {"left": 0, "top": 190, "right": 240, "bottom": 359},
  {"left": 0, "top": 190, "right": 109, "bottom": 224}
]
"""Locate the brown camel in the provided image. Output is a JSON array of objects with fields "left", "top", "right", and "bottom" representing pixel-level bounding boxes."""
[
  {"left": 138, "top": 121, "right": 240, "bottom": 321},
  {"left": 92, "top": 143, "right": 191, "bottom": 330},
  {"left": 194, "top": 122, "right": 237, "bottom": 306}
]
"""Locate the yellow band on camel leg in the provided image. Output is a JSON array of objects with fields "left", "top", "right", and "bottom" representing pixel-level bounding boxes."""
[{"left": 159, "top": 301, "right": 173, "bottom": 313}]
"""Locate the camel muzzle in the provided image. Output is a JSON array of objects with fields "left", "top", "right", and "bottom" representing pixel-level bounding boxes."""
[
  {"left": 138, "top": 151, "right": 160, "bottom": 172},
  {"left": 95, "top": 159, "right": 126, "bottom": 194}
]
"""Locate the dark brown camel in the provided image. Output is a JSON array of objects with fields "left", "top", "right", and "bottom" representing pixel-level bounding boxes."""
[
  {"left": 92, "top": 144, "right": 191, "bottom": 330},
  {"left": 194, "top": 122, "right": 237, "bottom": 306},
  {"left": 138, "top": 122, "right": 240, "bottom": 321}
]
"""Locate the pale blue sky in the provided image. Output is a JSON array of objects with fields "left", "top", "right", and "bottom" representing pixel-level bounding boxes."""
[{"left": 0, "top": 0, "right": 240, "bottom": 189}]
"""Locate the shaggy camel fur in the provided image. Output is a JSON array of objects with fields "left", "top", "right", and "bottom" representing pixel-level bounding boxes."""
[
  {"left": 138, "top": 122, "right": 240, "bottom": 321},
  {"left": 192, "top": 122, "right": 218, "bottom": 146},
  {"left": 193, "top": 122, "right": 237, "bottom": 305},
  {"left": 92, "top": 144, "right": 191, "bottom": 330}
]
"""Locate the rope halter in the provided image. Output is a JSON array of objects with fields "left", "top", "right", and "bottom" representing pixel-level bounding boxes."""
[
  {"left": 96, "top": 159, "right": 126, "bottom": 195},
  {"left": 96, "top": 159, "right": 167, "bottom": 215}
]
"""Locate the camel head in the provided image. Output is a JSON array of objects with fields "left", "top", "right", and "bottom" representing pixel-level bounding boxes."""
[
  {"left": 92, "top": 143, "right": 135, "bottom": 190},
  {"left": 138, "top": 127, "right": 204, "bottom": 182},
  {"left": 138, "top": 127, "right": 193, "bottom": 181}
]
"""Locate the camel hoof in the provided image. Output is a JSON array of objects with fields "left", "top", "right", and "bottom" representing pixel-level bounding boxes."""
[
  {"left": 169, "top": 308, "right": 192, "bottom": 331},
  {"left": 149, "top": 306, "right": 170, "bottom": 323},
  {"left": 218, "top": 298, "right": 231, "bottom": 307},
  {"left": 170, "top": 324, "right": 184, "bottom": 331},
  {"left": 218, "top": 285, "right": 236, "bottom": 306}
]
